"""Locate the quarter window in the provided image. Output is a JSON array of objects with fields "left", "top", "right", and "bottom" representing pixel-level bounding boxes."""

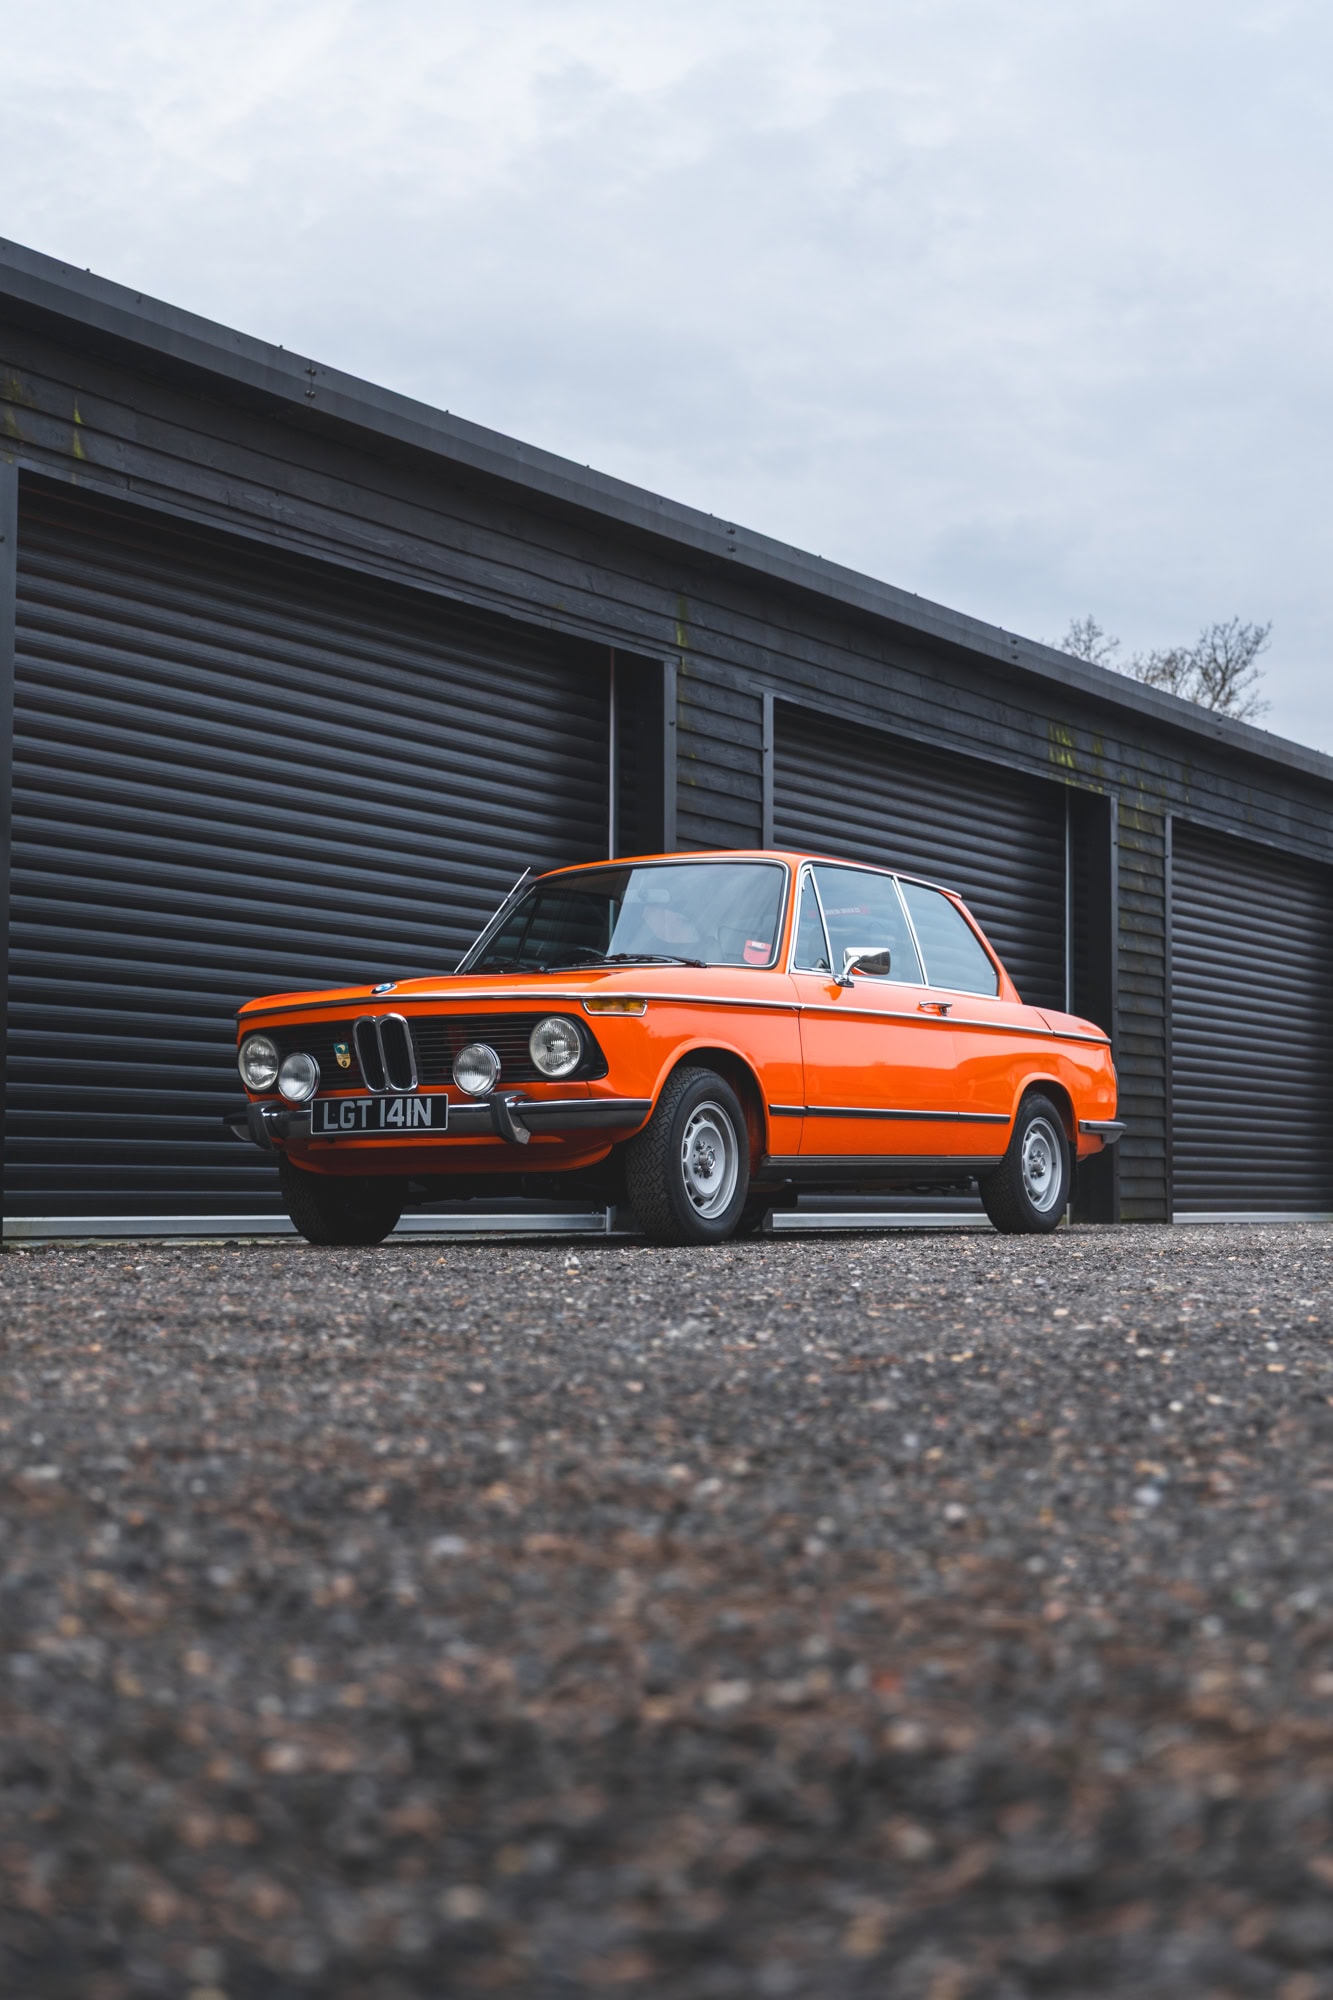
[
  {"left": 810, "top": 867, "right": 923, "bottom": 985},
  {"left": 792, "top": 875, "right": 831, "bottom": 972},
  {"left": 899, "top": 882, "right": 998, "bottom": 995}
]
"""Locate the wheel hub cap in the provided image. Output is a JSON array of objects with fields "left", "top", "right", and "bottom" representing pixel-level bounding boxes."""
[
  {"left": 680, "top": 1102, "right": 740, "bottom": 1218},
  {"left": 1021, "top": 1116, "right": 1063, "bottom": 1214}
]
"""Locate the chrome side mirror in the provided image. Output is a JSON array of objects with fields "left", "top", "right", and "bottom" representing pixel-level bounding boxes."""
[{"left": 837, "top": 945, "right": 892, "bottom": 988}]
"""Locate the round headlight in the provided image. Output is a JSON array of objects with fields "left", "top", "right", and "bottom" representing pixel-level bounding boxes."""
[
  {"left": 529, "top": 1016, "right": 582, "bottom": 1078},
  {"left": 453, "top": 1043, "right": 501, "bottom": 1096},
  {"left": 238, "top": 1033, "right": 279, "bottom": 1091},
  {"left": 278, "top": 1051, "right": 321, "bottom": 1103}
]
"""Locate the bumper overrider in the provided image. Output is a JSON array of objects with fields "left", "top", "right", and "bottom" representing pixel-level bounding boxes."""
[{"left": 224, "top": 1094, "right": 653, "bottom": 1153}]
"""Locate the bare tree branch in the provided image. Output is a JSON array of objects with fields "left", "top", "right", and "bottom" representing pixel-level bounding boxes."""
[{"left": 1051, "top": 614, "right": 1271, "bottom": 720}]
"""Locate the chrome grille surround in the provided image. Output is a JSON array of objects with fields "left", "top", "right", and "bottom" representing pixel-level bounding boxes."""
[{"left": 353, "top": 1014, "right": 418, "bottom": 1094}]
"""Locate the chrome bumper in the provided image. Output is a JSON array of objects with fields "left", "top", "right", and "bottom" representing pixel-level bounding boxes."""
[
  {"left": 1079, "top": 1119, "right": 1125, "bottom": 1144},
  {"left": 225, "top": 1095, "right": 652, "bottom": 1153}
]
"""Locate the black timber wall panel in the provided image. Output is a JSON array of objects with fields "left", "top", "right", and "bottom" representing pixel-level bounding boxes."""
[
  {"left": 1117, "top": 807, "right": 1167, "bottom": 1221},
  {"left": 1169, "top": 821, "right": 1333, "bottom": 1214},
  {"left": 10, "top": 317, "right": 1333, "bottom": 1222},
  {"left": 8, "top": 483, "right": 609, "bottom": 1218},
  {"left": 676, "top": 668, "right": 764, "bottom": 851},
  {"left": 772, "top": 705, "right": 1068, "bottom": 1012}
]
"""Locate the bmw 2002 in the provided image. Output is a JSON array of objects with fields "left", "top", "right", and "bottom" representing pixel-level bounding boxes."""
[{"left": 226, "top": 850, "right": 1122, "bottom": 1245}]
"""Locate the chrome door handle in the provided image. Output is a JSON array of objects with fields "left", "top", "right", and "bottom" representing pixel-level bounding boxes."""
[{"left": 918, "top": 1001, "right": 951, "bottom": 1016}]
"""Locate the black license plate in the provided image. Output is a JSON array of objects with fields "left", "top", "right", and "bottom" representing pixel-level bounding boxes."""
[{"left": 311, "top": 1095, "right": 445, "bottom": 1136}]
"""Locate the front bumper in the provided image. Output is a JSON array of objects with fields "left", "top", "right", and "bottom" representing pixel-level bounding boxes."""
[
  {"left": 224, "top": 1094, "right": 652, "bottom": 1153},
  {"left": 1079, "top": 1119, "right": 1125, "bottom": 1144}
]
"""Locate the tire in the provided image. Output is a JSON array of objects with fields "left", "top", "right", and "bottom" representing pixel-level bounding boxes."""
[
  {"left": 278, "top": 1156, "right": 405, "bottom": 1247},
  {"left": 623, "top": 1066, "right": 752, "bottom": 1245},
  {"left": 979, "top": 1094, "right": 1070, "bottom": 1235}
]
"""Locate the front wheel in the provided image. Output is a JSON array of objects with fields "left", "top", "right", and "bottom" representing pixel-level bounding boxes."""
[
  {"left": 623, "top": 1066, "right": 751, "bottom": 1245},
  {"left": 278, "top": 1156, "right": 405, "bottom": 1247},
  {"left": 979, "top": 1094, "right": 1070, "bottom": 1235}
]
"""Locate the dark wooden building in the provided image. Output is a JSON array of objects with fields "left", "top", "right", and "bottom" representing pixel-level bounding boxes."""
[{"left": 2, "top": 238, "right": 1330, "bottom": 1234}]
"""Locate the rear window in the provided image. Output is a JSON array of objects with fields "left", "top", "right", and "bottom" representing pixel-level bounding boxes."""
[{"left": 899, "top": 882, "right": 998, "bottom": 995}]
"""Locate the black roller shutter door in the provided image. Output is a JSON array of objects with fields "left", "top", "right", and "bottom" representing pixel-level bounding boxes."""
[
  {"left": 1170, "top": 822, "right": 1333, "bottom": 1215},
  {"left": 7, "top": 484, "right": 609, "bottom": 1221},
  {"left": 773, "top": 707, "right": 1067, "bottom": 1008}
]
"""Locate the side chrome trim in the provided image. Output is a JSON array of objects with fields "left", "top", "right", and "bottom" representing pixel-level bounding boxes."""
[
  {"left": 761, "top": 1153, "right": 1005, "bottom": 1181},
  {"left": 240, "top": 988, "right": 1106, "bottom": 1044},
  {"left": 769, "top": 1104, "right": 1010, "bottom": 1124},
  {"left": 241, "top": 987, "right": 804, "bottom": 1020},
  {"left": 795, "top": 1001, "right": 1109, "bottom": 1045}
]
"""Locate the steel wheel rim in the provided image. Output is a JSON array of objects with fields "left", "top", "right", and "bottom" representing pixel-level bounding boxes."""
[
  {"left": 680, "top": 1101, "right": 740, "bottom": 1218},
  {"left": 1021, "top": 1115, "right": 1064, "bottom": 1214}
]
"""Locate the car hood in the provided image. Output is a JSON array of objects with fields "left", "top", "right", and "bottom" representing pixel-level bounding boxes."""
[{"left": 236, "top": 964, "right": 745, "bottom": 1017}]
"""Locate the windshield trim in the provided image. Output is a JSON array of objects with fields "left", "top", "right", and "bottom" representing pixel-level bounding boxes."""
[{"left": 469, "top": 856, "right": 793, "bottom": 975}]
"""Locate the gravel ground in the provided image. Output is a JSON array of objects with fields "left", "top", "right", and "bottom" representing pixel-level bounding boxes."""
[{"left": 4, "top": 1224, "right": 1333, "bottom": 2000}]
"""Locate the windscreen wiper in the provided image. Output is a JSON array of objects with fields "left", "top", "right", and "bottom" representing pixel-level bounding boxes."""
[{"left": 594, "top": 952, "right": 709, "bottom": 968}]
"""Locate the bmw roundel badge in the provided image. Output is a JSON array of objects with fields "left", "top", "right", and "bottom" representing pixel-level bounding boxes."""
[{"left": 371, "top": 981, "right": 397, "bottom": 995}]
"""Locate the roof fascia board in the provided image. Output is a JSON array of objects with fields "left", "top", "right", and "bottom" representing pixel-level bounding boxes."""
[{"left": 3, "top": 235, "right": 1330, "bottom": 790}]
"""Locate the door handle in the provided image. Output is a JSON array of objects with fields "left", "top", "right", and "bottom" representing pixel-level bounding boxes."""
[{"left": 918, "top": 1000, "right": 951, "bottom": 1016}]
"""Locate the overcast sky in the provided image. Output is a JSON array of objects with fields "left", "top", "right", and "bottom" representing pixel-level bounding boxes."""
[{"left": 5, "top": 0, "right": 1331, "bottom": 748}]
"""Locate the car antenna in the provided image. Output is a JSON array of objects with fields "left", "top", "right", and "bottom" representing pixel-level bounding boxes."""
[{"left": 454, "top": 867, "right": 535, "bottom": 971}]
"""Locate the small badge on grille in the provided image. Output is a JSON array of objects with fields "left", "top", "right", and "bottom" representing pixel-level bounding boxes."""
[
  {"left": 334, "top": 1041, "right": 352, "bottom": 1069},
  {"left": 371, "top": 981, "right": 397, "bottom": 995}
]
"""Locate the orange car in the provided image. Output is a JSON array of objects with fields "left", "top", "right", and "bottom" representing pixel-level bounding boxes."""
[{"left": 227, "top": 850, "right": 1122, "bottom": 1246}]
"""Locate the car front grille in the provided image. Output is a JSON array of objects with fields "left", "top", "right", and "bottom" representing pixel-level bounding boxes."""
[
  {"left": 272, "top": 1022, "right": 365, "bottom": 1089},
  {"left": 411, "top": 1014, "right": 604, "bottom": 1085},
  {"left": 269, "top": 1012, "right": 604, "bottom": 1091}
]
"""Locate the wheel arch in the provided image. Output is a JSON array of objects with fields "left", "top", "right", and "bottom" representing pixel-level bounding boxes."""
[
  {"left": 1018, "top": 1075, "right": 1076, "bottom": 1144},
  {"left": 660, "top": 1046, "right": 768, "bottom": 1166}
]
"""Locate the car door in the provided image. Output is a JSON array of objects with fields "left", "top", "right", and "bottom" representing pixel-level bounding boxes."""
[
  {"left": 789, "top": 864, "right": 965, "bottom": 1163},
  {"left": 896, "top": 879, "right": 1040, "bottom": 1138}
]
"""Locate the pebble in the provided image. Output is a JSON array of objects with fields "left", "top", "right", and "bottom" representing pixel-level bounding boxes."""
[{"left": 2, "top": 1222, "right": 1333, "bottom": 1997}]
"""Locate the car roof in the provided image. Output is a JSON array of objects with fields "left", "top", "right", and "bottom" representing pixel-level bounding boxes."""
[{"left": 536, "top": 848, "right": 963, "bottom": 901}]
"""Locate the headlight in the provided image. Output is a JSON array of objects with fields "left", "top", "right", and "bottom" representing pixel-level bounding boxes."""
[
  {"left": 278, "top": 1052, "right": 321, "bottom": 1103},
  {"left": 453, "top": 1043, "right": 501, "bottom": 1095},
  {"left": 530, "top": 1015, "right": 582, "bottom": 1077},
  {"left": 238, "top": 1033, "right": 279, "bottom": 1091}
]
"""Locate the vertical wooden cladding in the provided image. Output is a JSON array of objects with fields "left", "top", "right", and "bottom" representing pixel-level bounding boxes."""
[
  {"left": 771, "top": 704, "right": 1069, "bottom": 1012},
  {"left": 1116, "top": 803, "right": 1168, "bottom": 1221},
  {"left": 1170, "top": 821, "right": 1333, "bottom": 1215},
  {"left": 675, "top": 668, "right": 764, "bottom": 852},
  {"left": 8, "top": 481, "right": 611, "bottom": 1218}
]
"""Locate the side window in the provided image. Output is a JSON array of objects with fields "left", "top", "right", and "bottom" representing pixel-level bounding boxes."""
[
  {"left": 899, "top": 882, "right": 999, "bottom": 996},
  {"left": 811, "top": 867, "right": 923, "bottom": 984},
  {"left": 792, "top": 875, "right": 831, "bottom": 972}
]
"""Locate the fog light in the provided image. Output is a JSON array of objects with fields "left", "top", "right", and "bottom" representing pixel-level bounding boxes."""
[
  {"left": 530, "top": 1015, "right": 582, "bottom": 1077},
  {"left": 278, "top": 1051, "right": 320, "bottom": 1103},
  {"left": 453, "top": 1043, "right": 501, "bottom": 1095},
  {"left": 238, "top": 1032, "right": 279, "bottom": 1091}
]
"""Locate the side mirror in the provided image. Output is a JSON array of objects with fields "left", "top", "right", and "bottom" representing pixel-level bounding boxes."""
[{"left": 837, "top": 945, "right": 892, "bottom": 988}]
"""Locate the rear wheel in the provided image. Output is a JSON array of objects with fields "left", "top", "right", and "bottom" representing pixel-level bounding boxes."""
[
  {"left": 624, "top": 1066, "right": 751, "bottom": 1245},
  {"left": 979, "top": 1094, "right": 1070, "bottom": 1235},
  {"left": 278, "top": 1156, "right": 405, "bottom": 1247}
]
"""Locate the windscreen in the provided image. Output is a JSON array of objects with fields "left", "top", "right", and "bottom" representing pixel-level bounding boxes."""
[{"left": 471, "top": 861, "right": 787, "bottom": 972}]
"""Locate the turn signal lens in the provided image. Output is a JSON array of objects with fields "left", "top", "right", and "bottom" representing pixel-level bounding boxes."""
[
  {"left": 238, "top": 1032, "right": 279, "bottom": 1091},
  {"left": 582, "top": 996, "right": 647, "bottom": 1016},
  {"left": 529, "top": 1016, "right": 582, "bottom": 1077},
  {"left": 454, "top": 1043, "right": 501, "bottom": 1095},
  {"left": 278, "top": 1051, "right": 320, "bottom": 1103}
]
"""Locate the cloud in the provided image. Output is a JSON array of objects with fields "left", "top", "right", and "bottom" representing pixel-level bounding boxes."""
[{"left": 3, "top": 0, "right": 1330, "bottom": 746}]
